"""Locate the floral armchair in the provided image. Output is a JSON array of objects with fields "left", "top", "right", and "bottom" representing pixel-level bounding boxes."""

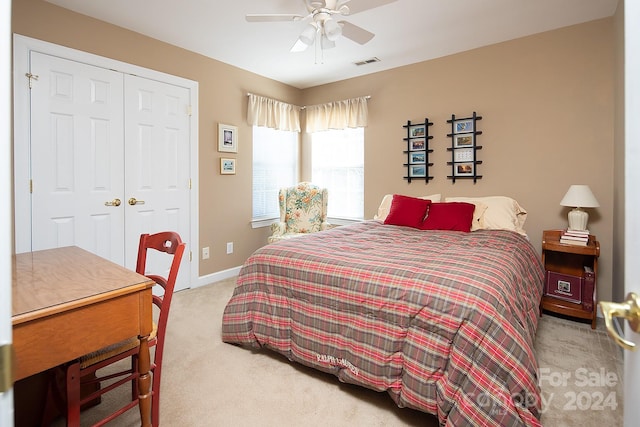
[{"left": 268, "top": 182, "right": 330, "bottom": 243}]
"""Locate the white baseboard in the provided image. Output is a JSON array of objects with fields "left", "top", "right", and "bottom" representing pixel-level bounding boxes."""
[{"left": 194, "top": 266, "right": 242, "bottom": 288}]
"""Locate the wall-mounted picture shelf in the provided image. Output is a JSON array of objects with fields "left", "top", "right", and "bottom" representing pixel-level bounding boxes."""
[
  {"left": 446, "top": 112, "right": 483, "bottom": 183},
  {"left": 403, "top": 118, "right": 434, "bottom": 183}
]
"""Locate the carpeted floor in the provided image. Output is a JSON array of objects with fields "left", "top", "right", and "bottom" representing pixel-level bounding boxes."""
[{"left": 55, "top": 277, "right": 624, "bottom": 426}]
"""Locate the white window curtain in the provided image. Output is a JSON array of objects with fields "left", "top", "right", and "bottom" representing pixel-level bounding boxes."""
[
  {"left": 247, "top": 93, "right": 301, "bottom": 132},
  {"left": 305, "top": 96, "right": 369, "bottom": 133}
]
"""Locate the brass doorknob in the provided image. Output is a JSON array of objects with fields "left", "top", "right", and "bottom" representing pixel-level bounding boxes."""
[
  {"left": 600, "top": 292, "right": 640, "bottom": 351},
  {"left": 128, "top": 197, "right": 145, "bottom": 206},
  {"left": 104, "top": 198, "right": 121, "bottom": 207}
]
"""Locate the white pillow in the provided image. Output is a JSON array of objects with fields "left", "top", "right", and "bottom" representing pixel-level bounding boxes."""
[
  {"left": 374, "top": 193, "right": 442, "bottom": 221},
  {"left": 465, "top": 201, "right": 488, "bottom": 231},
  {"left": 444, "top": 196, "right": 528, "bottom": 236}
]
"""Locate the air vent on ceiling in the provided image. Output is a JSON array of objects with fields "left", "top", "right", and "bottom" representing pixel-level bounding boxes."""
[{"left": 354, "top": 57, "right": 380, "bottom": 66}]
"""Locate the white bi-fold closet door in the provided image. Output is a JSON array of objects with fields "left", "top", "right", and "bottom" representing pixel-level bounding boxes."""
[{"left": 16, "top": 38, "right": 197, "bottom": 291}]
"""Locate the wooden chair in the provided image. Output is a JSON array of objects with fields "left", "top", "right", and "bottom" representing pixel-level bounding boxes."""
[{"left": 48, "top": 231, "right": 185, "bottom": 427}]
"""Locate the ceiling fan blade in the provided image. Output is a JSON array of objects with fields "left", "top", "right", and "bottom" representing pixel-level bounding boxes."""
[
  {"left": 339, "top": 21, "right": 375, "bottom": 44},
  {"left": 338, "top": 0, "right": 398, "bottom": 15},
  {"left": 245, "top": 14, "right": 304, "bottom": 22}
]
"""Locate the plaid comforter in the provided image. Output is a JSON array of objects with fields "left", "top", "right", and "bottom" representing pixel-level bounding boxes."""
[{"left": 222, "top": 221, "right": 545, "bottom": 426}]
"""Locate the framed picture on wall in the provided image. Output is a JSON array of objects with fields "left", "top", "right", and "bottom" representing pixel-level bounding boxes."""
[
  {"left": 218, "top": 123, "right": 238, "bottom": 153},
  {"left": 220, "top": 157, "right": 236, "bottom": 175},
  {"left": 409, "top": 165, "right": 426, "bottom": 177},
  {"left": 410, "top": 138, "right": 426, "bottom": 151},
  {"left": 409, "top": 152, "right": 426, "bottom": 164},
  {"left": 454, "top": 162, "right": 474, "bottom": 177},
  {"left": 453, "top": 134, "right": 474, "bottom": 148},
  {"left": 409, "top": 125, "right": 426, "bottom": 138},
  {"left": 453, "top": 119, "right": 474, "bottom": 134}
]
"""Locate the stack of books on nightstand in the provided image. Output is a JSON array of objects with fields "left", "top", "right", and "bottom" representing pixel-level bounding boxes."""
[{"left": 560, "top": 229, "right": 590, "bottom": 246}]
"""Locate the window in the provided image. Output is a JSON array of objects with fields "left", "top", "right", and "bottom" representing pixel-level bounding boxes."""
[
  {"left": 252, "top": 126, "right": 298, "bottom": 221},
  {"left": 311, "top": 128, "right": 364, "bottom": 220}
]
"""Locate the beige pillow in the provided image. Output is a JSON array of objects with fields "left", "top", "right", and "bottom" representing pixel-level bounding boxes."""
[
  {"left": 444, "top": 196, "right": 528, "bottom": 235},
  {"left": 467, "top": 201, "right": 488, "bottom": 231},
  {"left": 374, "top": 193, "right": 442, "bottom": 221}
]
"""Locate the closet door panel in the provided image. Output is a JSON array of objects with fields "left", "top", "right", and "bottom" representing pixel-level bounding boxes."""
[
  {"left": 30, "top": 51, "right": 125, "bottom": 263},
  {"left": 124, "top": 75, "right": 191, "bottom": 291}
]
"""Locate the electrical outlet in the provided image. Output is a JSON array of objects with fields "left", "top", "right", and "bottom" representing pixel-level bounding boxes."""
[
  {"left": 202, "top": 247, "right": 210, "bottom": 260},
  {"left": 226, "top": 242, "right": 233, "bottom": 254}
]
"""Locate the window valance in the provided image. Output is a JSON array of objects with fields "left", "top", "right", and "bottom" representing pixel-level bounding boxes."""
[
  {"left": 305, "top": 96, "right": 369, "bottom": 133},
  {"left": 247, "top": 93, "right": 301, "bottom": 132}
]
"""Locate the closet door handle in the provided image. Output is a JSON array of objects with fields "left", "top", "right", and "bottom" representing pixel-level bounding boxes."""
[
  {"left": 104, "top": 198, "right": 121, "bottom": 207},
  {"left": 128, "top": 197, "right": 145, "bottom": 206}
]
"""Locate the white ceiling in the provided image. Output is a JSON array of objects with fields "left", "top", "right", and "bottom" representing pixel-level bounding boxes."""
[{"left": 45, "top": 0, "right": 618, "bottom": 89}]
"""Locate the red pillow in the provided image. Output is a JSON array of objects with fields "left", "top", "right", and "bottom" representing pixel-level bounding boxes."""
[
  {"left": 384, "top": 194, "right": 431, "bottom": 229},
  {"left": 420, "top": 202, "right": 475, "bottom": 232}
]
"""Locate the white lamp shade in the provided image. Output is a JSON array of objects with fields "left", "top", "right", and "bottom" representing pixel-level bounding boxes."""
[
  {"left": 560, "top": 185, "right": 600, "bottom": 208},
  {"left": 560, "top": 185, "right": 599, "bottom": 231}
]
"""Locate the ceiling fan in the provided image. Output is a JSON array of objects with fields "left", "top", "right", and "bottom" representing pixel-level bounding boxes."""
[{"left": 246, "top": 0, "right": 398, "bottom": 52}]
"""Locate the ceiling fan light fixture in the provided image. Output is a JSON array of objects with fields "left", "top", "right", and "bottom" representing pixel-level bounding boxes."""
[
  {"left": 320, "top": 34, "right": 336, "bottom": 50},
  {"left": 323, "top": 18, "right": 342, "bottom": 42},
  {"left": 299, "top": 23, "right": 317, "bottom": 45}
]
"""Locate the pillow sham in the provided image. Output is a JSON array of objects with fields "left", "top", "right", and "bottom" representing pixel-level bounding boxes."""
[
  {"left": 445, "top": 196, "right": 528, "bottom": 235},
  {"left": 384, "top": 194, "right": 432, "bottom": 229},
  {"left": 420, "top": 202, "right": 475, "bottom": 232},
  {"left": 462, "top": 200, "right": 488, "bottom": 231},
  {"left": 374, "top": 193, "right": 441, "bottom": 221}
]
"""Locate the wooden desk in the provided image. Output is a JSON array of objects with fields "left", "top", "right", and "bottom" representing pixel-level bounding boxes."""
[{"left": 12, "top": 246, "right": 155, "bottom": 426}]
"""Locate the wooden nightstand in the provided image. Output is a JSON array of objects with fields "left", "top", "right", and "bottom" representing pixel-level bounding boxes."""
[{"left": 540, "top": 229, "right": 600, "bottom": 329}]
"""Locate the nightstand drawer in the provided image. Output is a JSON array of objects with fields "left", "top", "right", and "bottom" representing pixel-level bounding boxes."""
[{"left": 545, "top": 271, "right": 583, "bottom": 304}]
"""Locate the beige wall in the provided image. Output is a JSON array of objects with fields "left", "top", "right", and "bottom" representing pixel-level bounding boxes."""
[
  {"left": 12, "top": 1, "right": 616, "bottom": 302},
  {"left": 305, "top": 18, "right": 615, "bottom": 301}
]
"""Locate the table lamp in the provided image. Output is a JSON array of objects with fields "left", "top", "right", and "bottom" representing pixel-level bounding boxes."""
[{"left": 559, "top": 185, "right": 600, "bottom": 231}]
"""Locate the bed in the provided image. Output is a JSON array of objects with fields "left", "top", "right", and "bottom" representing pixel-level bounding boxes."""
[{"left": 222, "top": 195, "right": 545, "bottom": 426}]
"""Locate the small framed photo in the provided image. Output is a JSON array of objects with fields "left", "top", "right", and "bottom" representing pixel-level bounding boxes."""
[
  {"left": 453, "top": 119, "right": 474, "bottom": 134},
  {"left": 409, "top": 125, "right": 426, "bottom": 138},
  {"left": 454, "top": 162, "right": 474, "bottom": 176},
  {"left": 454, "top": 134, "right": 474, "bottom": 148},
  {"left": 409, "top": 165, "right": 426, "bottom": 177},
  {"left": 409, "top": 152, "right": 426, "bottom": 164},
  {"left": 218, "top": 123, "right": 238, "bottom": 153},
  {"left": 557, "top": 280, "right": 571, "bottom": 293},
  {"left": 220, "top": 157, "right": 236, "bottom": 175},
  {"left": 410, "top": 138, "right": 426, "bottom": 151},
  {"left": 454, "top": 147, "right": 474, "bottom": 162}
]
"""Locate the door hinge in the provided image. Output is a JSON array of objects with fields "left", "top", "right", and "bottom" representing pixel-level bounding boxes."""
[
  {"left": 30, "top": 179, "right": 33, "bottom": 194},
  {"left": 0, "top": 343, "right": 14, "bottom": 393},
  {"left": 189, "top": 251, "right": 192, "bottom": 262},
  {"left": 187, "top": 105, "right": 192, "bottom": 116},
  {"left": 188, "top": 178, "right": 192, "bottom": 190},
  {"left": 26, "top": 72, "right": 39, "bottom": 89}
]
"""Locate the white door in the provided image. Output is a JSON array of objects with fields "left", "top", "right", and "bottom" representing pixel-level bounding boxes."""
[
  {"left": 623, "top": 0, "right": 640, "bottom": 424},
  {"left": 598, "top": 2, "right": 640, "bottom": 426},
  {"left": 0, "top": 0, "right": 13, "bottom": 423},
  {"left": 123, "top": 74, "right": 191, "bottom": 287},
  {"left": 30, "top": 52, "right": 126, "bottom": 263},
  {"left": 28, "top": 53, "right": 192, "bottom": 290}
]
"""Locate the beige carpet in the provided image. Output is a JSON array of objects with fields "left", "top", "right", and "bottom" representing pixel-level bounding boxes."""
[{"left": 57, "top": 278, "right": 624, "bottom": 426}]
